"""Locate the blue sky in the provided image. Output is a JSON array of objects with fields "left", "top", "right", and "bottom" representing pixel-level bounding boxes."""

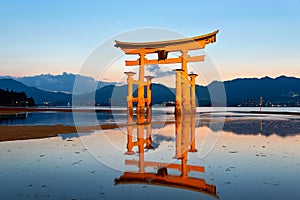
[{"left": 0, "top": 0, "right": 300, "bottom": 82}]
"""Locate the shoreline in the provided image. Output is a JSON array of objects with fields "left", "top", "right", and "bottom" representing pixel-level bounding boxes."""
[
  {"left": 0, "top": 121, "right": 176, "bottom": 142},
  {"left": 0, "top": 106, "right": 126, "bottom": 115},
  {"left": 1, "top": 106, "right": 300, "bottom": 143},
  {"left": 2, "top": 106, "right": 300, "bottom": 115},
  {"left": 250, "top": 111, "right": 300, "bottom": 115}
]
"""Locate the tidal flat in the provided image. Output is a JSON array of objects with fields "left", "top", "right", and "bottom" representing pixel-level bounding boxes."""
[{"left": 0, "top": 107, "right": 300, "bottom": 199}]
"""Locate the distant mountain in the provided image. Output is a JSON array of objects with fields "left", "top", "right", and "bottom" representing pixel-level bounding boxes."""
[
  {"left": 1, "top": 72, "right": 115, "bottom": 94},
  {"left": 0, "top": 79, "right": 72, "bottom": 105},
  {"left": 191, "top": 76, "right": 300, "bottom": 106},
  {"left": 222, "top": 76, "right": 300, "bottom": 106},
  {"left": 1, "top": 75, "right": 300, "bottom": 107},
  {"left": 195, "top": 85, "right": 210, "bottom": 106}
]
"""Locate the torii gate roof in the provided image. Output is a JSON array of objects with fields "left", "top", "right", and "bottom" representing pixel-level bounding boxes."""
[{"left": 115, "top": 30, "right": 219, "bottom": 54}]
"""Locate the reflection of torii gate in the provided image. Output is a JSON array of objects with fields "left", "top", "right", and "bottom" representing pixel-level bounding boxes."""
[
  {"left": 115, "top": 113, "right": 218, "bottom": 198},
  {"left": 115, "top": 30, "right": 219, "bottom": 114}
]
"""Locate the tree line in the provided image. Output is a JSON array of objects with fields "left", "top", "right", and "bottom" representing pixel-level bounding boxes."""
[{"left": 0, "top": 89, "right": 35, "bottom": 106}]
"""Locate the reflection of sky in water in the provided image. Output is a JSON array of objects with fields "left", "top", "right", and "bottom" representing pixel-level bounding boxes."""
[
  {"left": 2, "top": 107, "right": 300, "bottom": 127},
  {"left": 0, "top": 135, "right": 216, "bottom": 200},
  {"left": 1, "top": 126, "right": 299, "bottom": 199},
  {"left": 0, "top": 112, "right": 117, "bottom": 126},
  {"left": 201, "top": 132, "right": 300, "bottom": 200},
  {"left": 0, "top": 109, "right": 173, "bottom": 126},
  {"left": 1, "top": 108, "right": 300, "bottom": 199}
]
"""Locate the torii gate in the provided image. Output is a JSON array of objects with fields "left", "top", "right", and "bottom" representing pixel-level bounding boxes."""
[{"left": 115, "top": 30, "right": 219, "bottom": 115}]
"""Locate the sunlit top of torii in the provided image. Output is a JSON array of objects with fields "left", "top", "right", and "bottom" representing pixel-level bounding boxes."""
[{"left": 115, "top": 30, "right": 219, "bottom": 54}]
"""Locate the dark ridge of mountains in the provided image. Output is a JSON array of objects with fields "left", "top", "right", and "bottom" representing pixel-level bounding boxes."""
[
  {"left": 93, "top": 75, "right": 300, "bottom": 107},
  {"left": 1, "top": 75, "right": 300, "bottom": 106},
  {"left": 223, "top": 76, "right": 300, "bottom": 106},
  {"left": 0, "top": 72, "right": 115, "bottom": 94},
  {"left": 193, "top": 76, "right": 300, "bottom": 106},
  {"left": 0, "top": 79, "right": 72, "bottom": 106}
]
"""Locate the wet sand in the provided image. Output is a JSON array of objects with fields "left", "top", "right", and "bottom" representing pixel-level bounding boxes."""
[
  {"left": 0, "top": 124, "right": 121, "bottom": 142},
  {"left": 0, "top": 107, "right": 126, "bottom": 142}
]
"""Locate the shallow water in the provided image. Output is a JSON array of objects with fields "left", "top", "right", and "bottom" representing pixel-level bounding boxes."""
[
  {"left": 0, "top": 107, "right": 173, "bottom": 126},
  {"left": 0, "top": 112, "right": 116, "bottom": 126},
  {"left": 0, "top": 107, "right": 300, "bottom": 199}
]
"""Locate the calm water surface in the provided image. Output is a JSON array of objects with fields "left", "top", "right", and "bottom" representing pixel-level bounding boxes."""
[{"left": 0, "top": 107, "right": 300, "bottom": 199}]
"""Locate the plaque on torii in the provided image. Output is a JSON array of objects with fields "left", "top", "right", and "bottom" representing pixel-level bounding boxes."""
[{"left": 115, "top": 30, "right": 219, "bottom": 115}]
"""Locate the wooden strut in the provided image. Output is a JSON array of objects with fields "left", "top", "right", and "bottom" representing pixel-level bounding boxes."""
[{"left": 125, "top": 55, "right": 205, "bottom": 66}]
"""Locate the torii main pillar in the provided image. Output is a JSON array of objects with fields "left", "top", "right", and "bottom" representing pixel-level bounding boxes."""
[
  {"left": 137, "top": 52, "right": 146, "bottom": 114},
  {"left": 115, "top": 30, "right": 218, "bottom": 115}
]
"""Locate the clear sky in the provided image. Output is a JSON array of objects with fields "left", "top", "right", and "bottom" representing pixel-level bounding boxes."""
[{"left": 1, "top": 0, "right": 300, "bottom": 83}]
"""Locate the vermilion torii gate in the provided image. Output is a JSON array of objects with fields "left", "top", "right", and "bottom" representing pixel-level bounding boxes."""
[{"left": 115, "top": 30, "right": 219, "bottom": 114}]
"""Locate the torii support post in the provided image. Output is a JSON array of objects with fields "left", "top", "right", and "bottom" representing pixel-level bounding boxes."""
[
  {"left": 137, "top": 52, "right": 146, "bottom": 114},
  {"left": 124, "top": 71, "right": 136, "bottom": 115},
  {"left": 189, "top": 113, "right": 198, "bottom": 152},
  {"left": 189, "top": 73, "right": 198, "bottom": 112},
  {"left": 136, "top": 112, "right": 146, "bottom": 173},
  {"left": 174, "top": 113, "right": 191, "bottom": 159},
  {"left": 145, "top": 125, "right": 153, "bottom": 149},
  {"left": 174, "top": 114, "right": 182, "bottom": 159},
  {"left": 174, "top": 113, "right": 191, "bottom": 178},
  {"left": 181, "top": 152, "right": 188, "bottom": 178},
  {"left": 125, "top": 109, "right": 135, "bottom": 155},
  {"left": 145, "top": 75, "right": 153, "bottom": 114},
  {"left": 181, "top": 113, "right": 191, "bottom": 157},
  {"left": 174, "top": 69, "right": 183, "bottom": 116},
  {"left": 181, "top": 50, "right": 191, "bottom": 113}
]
